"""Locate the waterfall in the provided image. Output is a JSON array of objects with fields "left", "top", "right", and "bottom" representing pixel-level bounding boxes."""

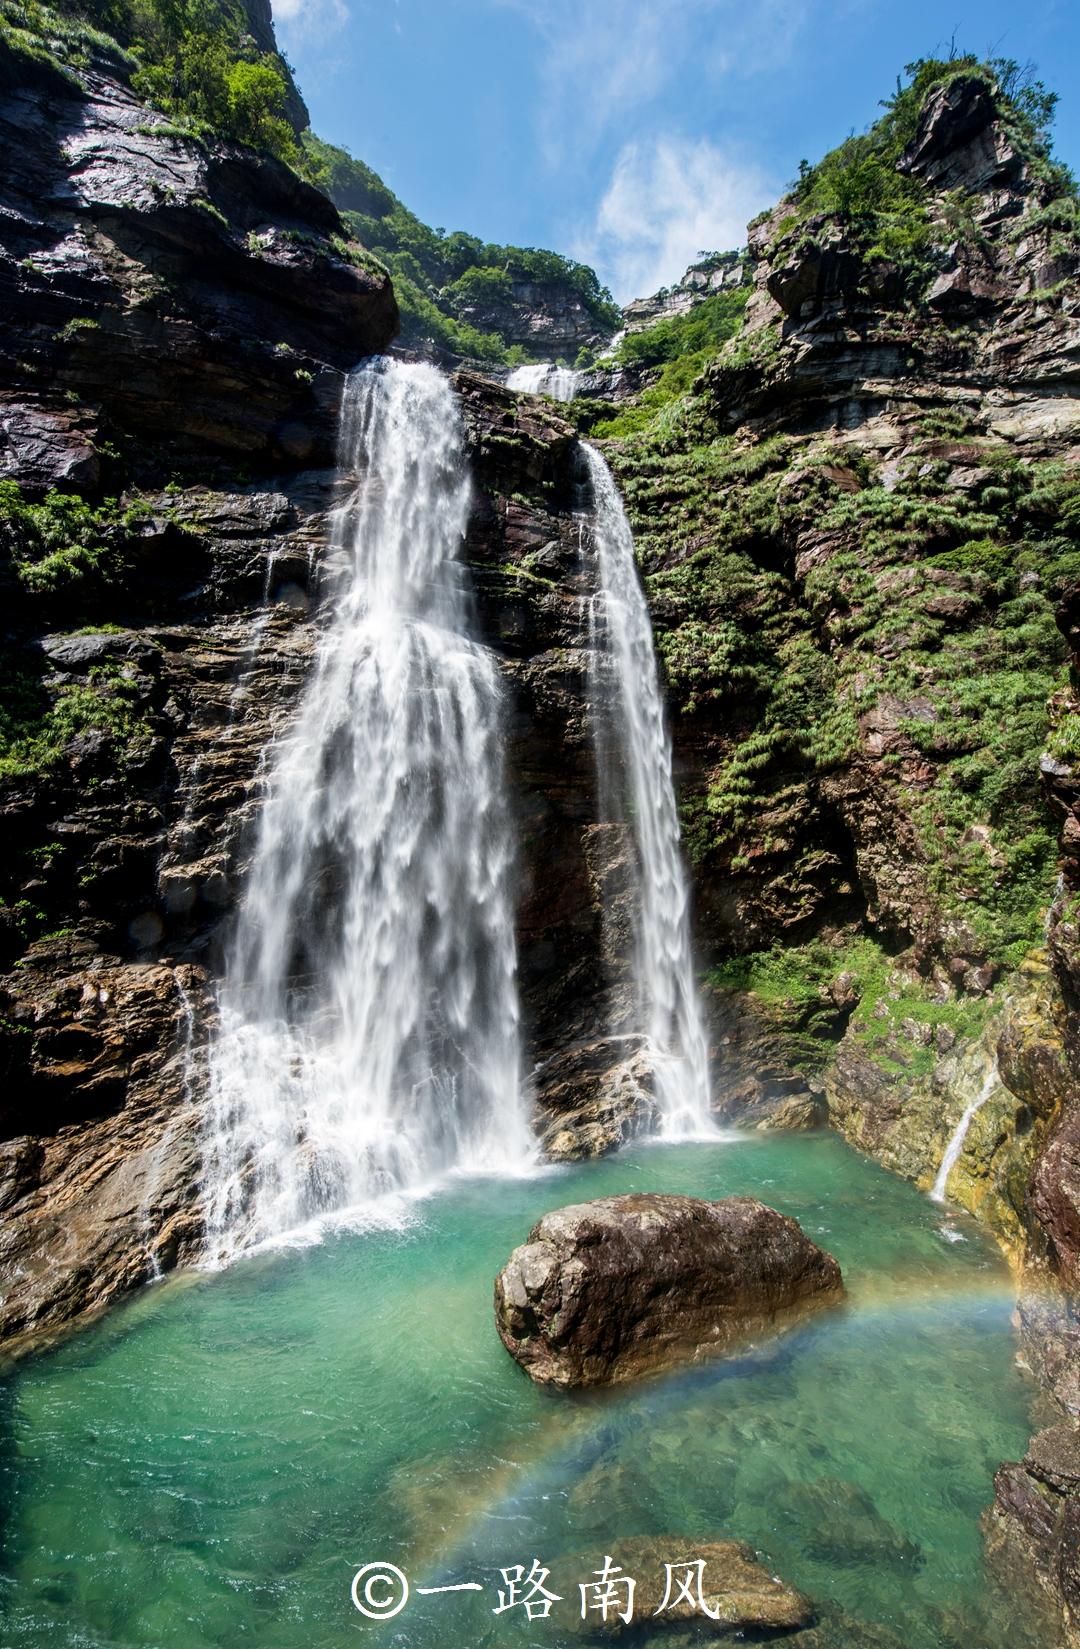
[
  {"left": 931, "top": 1063, "right": 998, "bottom": 1203},
  {"left": 506, "top": 362, "right": 579, "bottom": 402},
  {"left": 581, "top": 443, "right": 713, "bottom": 1136},
  {"left": 201, "top": 358, "right": 530, "bottom": 1260}
]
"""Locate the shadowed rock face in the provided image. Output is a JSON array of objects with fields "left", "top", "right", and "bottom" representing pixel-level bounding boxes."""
[
  {"left": 0, "top": 60, "right": 398, "bottom": 488},
  {"left": 988, "top": 1423, "right": 1080, "bottom": 1649},
  {"left": 494, "top": 1193, "right": 844, "bottom": 1388}
]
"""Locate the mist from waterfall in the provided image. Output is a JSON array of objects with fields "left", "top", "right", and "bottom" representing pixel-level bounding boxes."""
[
  {"left": 581, "top": 442, "right": 713, "bottom": 1135},
  {"left": 506, "top": 362, "right": 579, "bottom": 402},
  {"left": 202, "top": 358, "right": 530, "bottom": 1261}
]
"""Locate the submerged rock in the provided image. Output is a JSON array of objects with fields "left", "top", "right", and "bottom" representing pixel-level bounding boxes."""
[
  {"left": 568, "top": 1536, "right": 813, "bottom": 1636},
  {"left": 494, "top": 1193, "right": 843, "bottom": 1388}
]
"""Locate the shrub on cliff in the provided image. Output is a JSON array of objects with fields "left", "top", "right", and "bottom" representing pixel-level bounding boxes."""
[
  {"left": 127, "top": 0, "right": 299, "bottom": 162},
  {"left": 781, "top": 54, "right": 1073, "bottom": 282},
  {"left": 5, "top": 0, "right": 300, "bottom": 164}
]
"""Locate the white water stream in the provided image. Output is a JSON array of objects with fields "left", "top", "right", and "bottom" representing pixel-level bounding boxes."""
[
  {"left": 201, "top": 359, "right": 530, "bottom": 1260},
  {"left": 506, "top": 362, "right": 579, "bottom": 401},
  {"left": 931, "top": 1063, "right": 998, "bottom": 1204},
  {"left": 581, "top": 443, "right": 713, "bottom": 1135}
]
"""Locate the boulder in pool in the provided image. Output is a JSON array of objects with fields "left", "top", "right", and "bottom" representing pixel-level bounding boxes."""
[
  {"left": 569, "top": 1536, "right": 813, "bottom": 1635},
  {"left": 494, "top": 1193, "right": 843, "bottom": 1388}
]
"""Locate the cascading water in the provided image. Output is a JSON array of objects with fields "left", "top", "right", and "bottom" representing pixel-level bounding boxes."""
[
  {"left": 506, "top": 362, "right": 579, "bottom": 402},
  {"left": 932, "top": 1062, "right": 998, "bottom": 1203},
  {"left": 202, "top": 358, "right": 530, "bottom": 1261},
  {"left": 581, "top": 442, "right": 713, "bottom": 1135}
]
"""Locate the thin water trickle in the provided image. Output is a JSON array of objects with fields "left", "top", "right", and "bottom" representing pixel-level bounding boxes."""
[
  {"left": 932, "top": 1061, "right": 999, "bottom": 1203},
  {"left": 581, "top": 443, "right": 713, "bottom": 1136},
  {"left": 201, "top": 358, "right": 531, "bottom": 1262}
]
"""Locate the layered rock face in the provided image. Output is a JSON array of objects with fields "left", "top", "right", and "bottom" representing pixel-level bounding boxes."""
[
  {"left": 494, "top": 1194, "right": 843, "bottom": 1387},
  {"left": 621, "top": 251, "right": 748, "bottom": 333},
  {"left": 591, "top": 72, "right": 1080, "bottom": 1253},
  {"left": 0, "top": 47, "right": 397, "bottom": 1348},
  {"left": 450, "top": 275, "right": 611, "bottom": 357}
]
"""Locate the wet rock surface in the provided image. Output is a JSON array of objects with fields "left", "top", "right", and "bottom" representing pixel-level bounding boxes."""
[{"left": 494, "top": 1194, "right": 844, "bottom": 1388}]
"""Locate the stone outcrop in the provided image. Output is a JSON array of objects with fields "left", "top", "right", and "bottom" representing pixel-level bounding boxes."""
[
  {"left": 493, "top": 1194, "right": 843, "bottom": 1387},
  {"left": 622, "top": 251, "right": 748, "bottom": 333},
  {"left": 0, "top": 173, "right": 651, "bottom": 1349},
  {"left": 989, "top": 1423, "right": 1080, "bottom": 1649},
  {"left": 568, "top": 1537, "right": 813, "bottom": 1636},
  {"left": 450, "top": 275, "right": 611, "bottom": 356},
  {"left": 0, "top": 55, "right": 397, "bottom": 488}
]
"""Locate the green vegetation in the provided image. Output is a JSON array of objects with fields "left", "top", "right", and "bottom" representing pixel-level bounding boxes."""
[
  {"left": 583, "top": 288, "right": 751, "bottom": 438},
  {"left": 593, "top": 49, "right": 1080, "bottom": 1018},
  {"left": 615, "top": 287, "right": 749, "bottom": 371},
  {"left": 4, "top": 2, "right": 620, "bottom": 362},
  {"left": 773, "top": 54, "right": 1074, "bottom": 293},
  {"left": 0, "top": 482, "right": 142, "bottom": 597},
  {"left": 0, "top": 658, "right": 153, "bottom": 779},
  {"left": 1, "top": 0, "right": 300, "bottom": 162},
  {"left": 0, "top": 0, "right": 137, "bottom": 81},
  {"left": 604, "top": 384, "right": 1074, "bottom": 981},
  {"left": 127, "top": 0, "right": 298, "bottom": 163},
  {"left": 299, "top": 132, "right": 619, "bottom": 362},
  {"left": 710, "top": 931, "right": 995, "bottom": 1079},
  {"left": 0, "top": 484, "right": 169, "bottom": 781}
]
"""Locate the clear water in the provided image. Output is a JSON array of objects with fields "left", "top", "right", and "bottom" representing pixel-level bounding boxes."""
[{"left": 0, "top": 1134, "right": 1040, "bottom": 1649}]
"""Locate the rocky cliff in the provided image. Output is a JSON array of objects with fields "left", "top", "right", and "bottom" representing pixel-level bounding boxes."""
[
  {"left": 0, "top": 24, "right": 637, "bottom": 1347},
  {"left": 621, "top": 249, "right": 748, "bottom": 334}
]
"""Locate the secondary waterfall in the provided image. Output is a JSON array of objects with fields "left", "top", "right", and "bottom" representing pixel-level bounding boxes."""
[
  {"left": 202, "top": 358, "right": 529, "bottom": 1260},
  {"left": 581, "top": 443, "right": 712, "bottom": 1135},
  {"left": 932, "top": 1063, "right": 998, "bottom": 1203},
  {"left": 506, "top": 362, "right": 579, "bottom": 401}
]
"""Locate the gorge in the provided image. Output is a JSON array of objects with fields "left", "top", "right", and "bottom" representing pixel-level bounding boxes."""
[{"left": 2, "top": 5, "right": 1080, "bottom": 1646}]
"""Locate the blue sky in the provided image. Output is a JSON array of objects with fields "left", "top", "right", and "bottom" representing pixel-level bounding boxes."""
[{"left": 273, "top": 0, "right": 1080, "bottom": 302}]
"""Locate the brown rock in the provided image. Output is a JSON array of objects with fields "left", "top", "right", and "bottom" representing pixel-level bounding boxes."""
[
  {"left": 1025, "top": 1423, "right": 1080, "bottom": 1494},
  {"left": 494, "top": 1194, "right": 843, "bottom": 1388},
  {"left": 569, "top": 1536, "right": 813, "bottom": 1636}
]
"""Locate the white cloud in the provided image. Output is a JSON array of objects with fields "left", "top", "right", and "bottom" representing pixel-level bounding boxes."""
[
  {"left": 272, "top": 0, "right": 348, "bottom": 40},
  {"left": 578, "top": 135, "right": 776, "bottom": 302},
  {"left": 496, "top": 0, "right": 810, "bottom": 162}
]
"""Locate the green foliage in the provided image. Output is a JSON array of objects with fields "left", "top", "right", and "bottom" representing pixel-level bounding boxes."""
[
  {"left": 712, "top": 930, "right": 998, "bottom": 1080},
  {"left": 298, "top": 134, "right": 396, "bottom": 216},
  {"left": 443, "top": 264, "right": 515, "bottom": 309},
  {"left": 128, "top": 0, "right": 298, "bottom": 163},
  {"left": 5, "top": 0, "right": 300, "bottom": 163},
  {"left": 388, "top": 270, "right": 508, "bottom": 363},
  {"left": 0, "top": 659, "right": 152, "bottom": 779},
  {"left": 0, "top": 481, "right": 139, "bottom": 597},
  {"left": 781, "top": 54, "right": 1073, "bottom": 297},
  {"left": 616, "top": 289, "right": 749, "bottom": 370},
  {"left": 0, "top": 0, "right": 136, "bottom": 78},
  {"left": 1049, "top": 712, "right": 1080, "bottom": 760},
  {"left": 308, "top": 142, "right": 617, "bottom": 361}
]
